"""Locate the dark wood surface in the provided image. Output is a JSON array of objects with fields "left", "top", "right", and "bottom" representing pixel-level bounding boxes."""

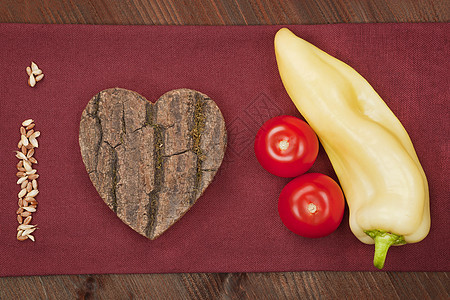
[{"left": 1, "top": 1, "right": 449, "bottom": 299}]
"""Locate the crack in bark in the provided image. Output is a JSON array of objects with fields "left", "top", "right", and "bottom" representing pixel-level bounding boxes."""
[
  {"left": 162, "top": 148, "right": 191, "bottom": 157},
  {"left": 85, "top": 93, "right": 103, "bottom": 175},
  {"left": 145, "top": 103, "right": 163, "bottom": 238},
  {"left": 190, "top": 93, "right": 206, "bottom": 204},
  {"left": 120, "top": 103, "right": 126, "bottom": 144},
  {"left": 104, "top": 141, "right": 119, "bottom": 213}
]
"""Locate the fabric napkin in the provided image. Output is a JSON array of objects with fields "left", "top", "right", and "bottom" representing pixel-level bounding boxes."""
[{"left": 0, "top": 23, "right": 448, "bottom": 276}]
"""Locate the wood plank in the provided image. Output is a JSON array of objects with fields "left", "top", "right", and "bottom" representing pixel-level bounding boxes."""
[
  {"left": 0, "top": 272, "right": 449, "bottom": 299},
  {"left": 0, "top": 0, "right": 448, "bottom": 24}
]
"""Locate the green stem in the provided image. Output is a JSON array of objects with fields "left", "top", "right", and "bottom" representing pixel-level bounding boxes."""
[{"left": 364, "top": 230, "right": 406, "bottom": 269}]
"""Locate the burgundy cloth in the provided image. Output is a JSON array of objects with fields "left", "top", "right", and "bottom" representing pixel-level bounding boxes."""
[{"left": 0, "top": 23, "right": 448, "bottom": 276}]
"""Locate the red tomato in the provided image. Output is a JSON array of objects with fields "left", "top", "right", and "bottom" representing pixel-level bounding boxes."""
[
  {"left": 254, "top": 115, "right": 319, "bottom": 177},
  {"left": 278, "top": 173, "right": 345, "bottom": 238}
]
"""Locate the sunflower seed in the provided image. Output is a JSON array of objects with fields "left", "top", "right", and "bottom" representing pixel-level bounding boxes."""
[
  {"left": 17, "top": 235, "right": 28, "bottom": 241},
  {"left": 17, "top": 197, "right": 23, "bottom": 207},
  {"left": 23, "top": 160, "right": 32, "bottom": 172},
  {"left": 29, "top": 136, "right": 38, "bottom": 148},
  {"left": 26, "top": 66, "right": 32, "bottom": 76},
  {"left": 36, "top": 74, "right": 44, "bottom": 81},
  {"left": 28, "top": 74, "right": 36, "bottom": 87},
  {"left": 23, "top": 216, "right": 32, "bottom": 225},
  {"left": 23, "top": 206, "right": 36, "bottom": 212},
  {"left": 18, "top": 139, "right": 23, "bottom": 148},
  {"left": 32, "top": 179, "right": 38, "bottom": 190},
  {"left": 16, "top": 207, "right": 23, "bottom": 214},
  {"left": 20, "top": 180, "right": 28, "bottom": 189},
  {"left": 20, "top": 127, "right": 26, "bottom": 135},
  {"left": 22, "top": 119, "right": 34, "bottom": 127},
  {"left": 17, "top": 176, "right": 27, "bottom": 185},
  {"left": 32, "top": 68, "right": 42, "bottom": 76},
  {"left": 17, "top": 215, "right": 23, "bottom": 224},
  {"left": 18, "top": 188, "right": 27, "bottom": 198},
  {"left": 17, "top": 167, "right": 26, "bottom": 172},
  {"left": 26, "top": 169, "right": 37, "bottom": 175},
  {"left": 17, "top": 160, "right": 23, "bottom": 169},
  {"left": 26, "top": 123, "right": 35, "bottom": 130},
  {"left": 15, "top": 151, "right": 27, "bottom": 160},
  {"left": 24, "top": 196, "right": 35, "bottom": 202},
  {"left": 17, "top": 230, "right": 24, "bottom": 238},
  {"left": 22, "top": 199, "right": 28, "bottom": 207},
  {"left": 26, "top": 143, "right": 33, "bottom": 149},
  {"left": 27, "top": 148, "right": 34, "bottom": 158},
  {"left": 31, "top": 131, "right": 40, "bottom": 138},
  {"left": 29, "top": 157, "right": 38, "bottom": 164},
  {"left": 27, "top": 234, "right": 35, "bottom": 242}
]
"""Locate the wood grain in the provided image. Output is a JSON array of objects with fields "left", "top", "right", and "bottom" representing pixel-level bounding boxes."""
[
  {"left": 0, "top": 0, "right": 448, "bottom": 24},
  {"left": 79, "top": 88, "right": 226, "bottom": 240},
  {"left": 1, "top": 0, "right": 449, "bottom": 299},
  {"left": 0, "top": 272, "right": 449, "bottom": 299}
]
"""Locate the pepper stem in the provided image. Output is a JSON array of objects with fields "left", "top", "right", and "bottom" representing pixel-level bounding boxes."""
[{"left": 364, "top": 230, "right": 406, "bottom": 269}]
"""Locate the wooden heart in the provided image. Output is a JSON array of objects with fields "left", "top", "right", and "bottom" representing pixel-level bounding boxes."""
[{"left": 79, "top": 88, "right": 227, "bottom": 239}]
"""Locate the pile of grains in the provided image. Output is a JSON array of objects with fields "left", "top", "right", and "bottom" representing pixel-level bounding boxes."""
[
  {"left": 26, "top": 62, "right": 44, "bottom": 87},
  {"left": 15, "top": 119, "right": 40, "bottom": 241}
]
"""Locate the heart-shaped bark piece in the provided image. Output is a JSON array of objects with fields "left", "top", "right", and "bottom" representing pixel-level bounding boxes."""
[{"left": 79, "top": 88, "right": 227, "bottom": 239}]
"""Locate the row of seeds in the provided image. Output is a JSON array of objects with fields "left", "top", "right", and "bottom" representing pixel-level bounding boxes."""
[{"left": 15, "top": 119, "right": 40, "bottom": 241}]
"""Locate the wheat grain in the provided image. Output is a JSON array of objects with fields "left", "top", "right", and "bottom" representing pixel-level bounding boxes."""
[
  {"left": 26, "top": 129, "right": 34, "bottom": 137},
  {"left": 20, "top": 180, "right": 28, "bottom": 189},
  {"left": 26, "top": 189, "right": 39, "bottom": 198},
  {"left": 16, "top": 119, "right": 39, "bottom": 242},
  {"left": 22, "top": 119, "right": 34, "bottom": 127},
  {"left": 15, "top": 151, "right": 27, "bottom": 160},
  {"left": 17, "top": 176, "right": 28, "bottom": 185},
  {"left": 23, "top": 207, "right": 36, "bottom": 213},
  {"left": 23, "top": 216, "right": 32, "bottom": 225},
  {"left": 36, "top": 74, "right": 44, "bottom": 81},
  {"left": 29, "top": 136, "right": 38, "bottom": 148},
  {"left": 18, "top": 188, "right": 27, "bottom": 198}
]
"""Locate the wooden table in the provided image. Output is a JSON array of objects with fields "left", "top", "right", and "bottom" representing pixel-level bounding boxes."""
[{"left": 1, "top": 1, "right": 448, "bottom": 299}]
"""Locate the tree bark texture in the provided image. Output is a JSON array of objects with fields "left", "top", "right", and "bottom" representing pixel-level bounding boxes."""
[{"left": 79, "top": 88, "right": 227, "bottom": 239}]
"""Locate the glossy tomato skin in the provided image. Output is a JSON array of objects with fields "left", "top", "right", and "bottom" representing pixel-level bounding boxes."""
[
  {"left": 254, "top": 115, "right": 319, "bottom": 177},
  {"left": 278, "top": 173, "right": 345, "bottom": 238}
]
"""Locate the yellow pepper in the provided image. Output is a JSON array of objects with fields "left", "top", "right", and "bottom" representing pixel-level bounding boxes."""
[{"left": 274, "top": 28, "right": 430, "bottom": 269}]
